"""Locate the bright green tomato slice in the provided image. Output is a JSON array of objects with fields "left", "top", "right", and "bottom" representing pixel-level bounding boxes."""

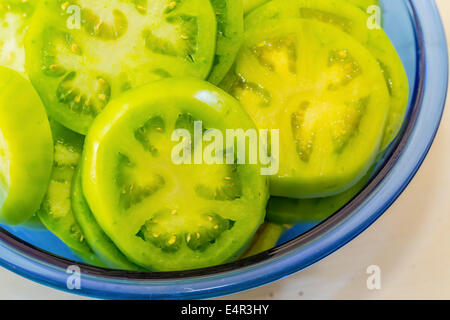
[
  {"left": 240, "top": 222, "right": 285, "bottom": 258},
  {"left": 0, "top": 67, "right": 53, "bottom": 224},
  {"left": 267, "top": 172, "right": 370, "bottom": 224},
  {"left": 37, "top": 120, "right": 103, "bottom": 266},
  {"left": 25, "top": 0, "right": 216, "bottom": 135},
  {"left": 72, "top": 166, "right": 143, "bottom": 271},
  {"left": 225, "top": 19, "right": 390, "bottom": 198},
  {"left": 244, "top": 0, "right": 408, "bottom": 150},
  {"left": 82, "top": 78, "right": 269, "bottom": 271},
  {"left": 0, "top": 0, "right": 37, "bottom": 74},
  {"left": 207, "top": 0, "right": 243, "bottom": 84}
]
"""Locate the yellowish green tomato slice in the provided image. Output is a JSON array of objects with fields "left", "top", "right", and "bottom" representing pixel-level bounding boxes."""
[
  {"left": 207, "top": 0, "right": 243, "bottom": 85},
  {"left": 267, "top": 172, "right": 371, "bottom": 225},
  {"left": 0, "top": 66, "right": 53, "bottom": 225},
  {"left": 225, "top": 19, "right": 390, "bottom": 198},
  {"left": 82, "top": 78, "right": 269, "bottom": 271},
  {"left": 244, "top": 0, "right": 408, "bottom": 150},
  {"left": 72, "top": 166, "right": 143, "bottom": 271},
  {"left": 240, "top": 223, "right": 285, "bottom": 259},
  {"left": 37, "top": 120, "right": 103, "bottom": 266},
  {"left": 25, "top": 0, "right": 217, "bottom": 134},
  {"left": 0, "top": 0, "right": 37, "bottom": 74}
]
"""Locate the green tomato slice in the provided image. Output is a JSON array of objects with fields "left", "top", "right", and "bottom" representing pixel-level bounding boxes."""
[
  {"left": 207, "top": 0, "right": 243, "bottom": 85},
  {"left": 25, "top": 0, "right": 217, "bottom": 134},
  {"left": 225, "top": 19, "right": 390, "bottom": 198},
  {"left": 82, "top": 78, "right": 269, "bottom": 271},
  {"left": 0, "top": 66, "right": 53, "bottom": 225},
  {"left": 37, "top": 120, "right": 102, "bottom": 266},
  {"left": 240, "top": 222, "right": 285, "bottom": 258},
  {"left": 72, "top": 166, "right": 143, "bottom": 271},
  {"left": 244, "top": 0, "right": 408, "bottom": 150},
  {"left": 0, "top": 0, "right": 37, "bottom": 74},
  {"left": 267, "top": 172, "right": 371, "bottom": 225}
]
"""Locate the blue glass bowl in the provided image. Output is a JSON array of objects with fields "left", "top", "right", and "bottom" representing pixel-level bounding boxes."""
[{"left": 0, "top": 0, "right": 447, "bottom": 299}]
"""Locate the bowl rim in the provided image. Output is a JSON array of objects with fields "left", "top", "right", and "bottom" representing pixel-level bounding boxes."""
[{"left": 0, "top": 0, "right": 447, "bottom": 300}]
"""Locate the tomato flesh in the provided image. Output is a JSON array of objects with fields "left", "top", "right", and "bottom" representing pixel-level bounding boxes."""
[{"left": 0, "top": 0, "right": 37, "bottom": 74}]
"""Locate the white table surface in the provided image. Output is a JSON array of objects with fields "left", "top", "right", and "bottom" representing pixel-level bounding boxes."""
[{"left": 0, "top": 0, "right": 448, "bottom": 300}]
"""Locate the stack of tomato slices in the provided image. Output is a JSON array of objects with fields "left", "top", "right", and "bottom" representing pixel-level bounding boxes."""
[{"left": 0, "top": 0, "right": 407, "bottom": 272}]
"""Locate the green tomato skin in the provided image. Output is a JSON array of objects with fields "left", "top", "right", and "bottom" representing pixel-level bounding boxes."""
[
  {"left": 0, "top": 66, "right": 53, "bottom": 225},
  {"left": 72, "top": 166, "right": 144, "bottom": 271}
]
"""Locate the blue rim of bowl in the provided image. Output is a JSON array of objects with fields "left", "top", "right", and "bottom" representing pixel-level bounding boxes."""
[{"left": 0, "top": 0, "right": 447, "bottom": 300}]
